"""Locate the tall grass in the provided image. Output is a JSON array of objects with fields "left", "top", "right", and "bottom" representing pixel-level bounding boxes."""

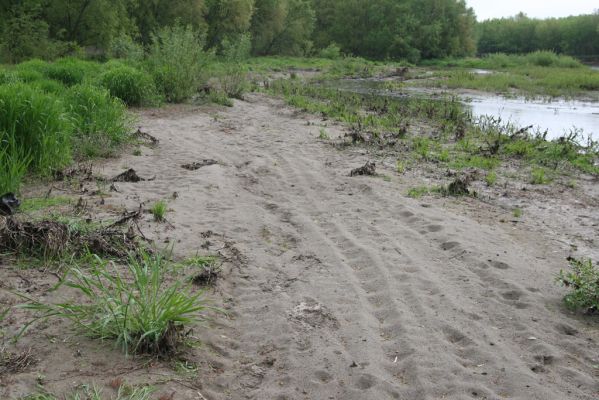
[
  {"left": 65, "top": 84, "right": 133, "bottom": 158},
  {"left": 0, "top": 83, "right": 72, "bottom": 189},
  {"left": 17, "top": 250, "right": 208, "bottom": 355}
]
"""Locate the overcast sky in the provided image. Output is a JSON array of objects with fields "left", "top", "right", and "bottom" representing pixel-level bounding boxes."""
[{"left": 466, "top": 0, "right": 598, "bottom": 21}]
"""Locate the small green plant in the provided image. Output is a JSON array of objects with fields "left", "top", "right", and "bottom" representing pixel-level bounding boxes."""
[
  {"left": 513, "top": 208, "right": 522, "bottom": 218},
  {"left": 485, "top": 171, "right": 497, "bottom": 186},
  {"left": 318, "top": 128, "right": 330, "bottom": 140},
  {"left": 17, "top": 250, "right": 208, "bottom": 355},
  {"left": 151, "top": 200, "right": 168, "bottom": 222},
  {"left": 557, "top": 258, "right": 599, "bottom": 313},
  {"left": 396, "top": 160, "right": 406, "bottom": 174},
  {"left": 530, "top": 167, "right": 550, "bottom": 184},
  {"left": 22, "top": 384, "right": 154, "bottom": 400},
  {"left": 132, "top": 148, "right": 142, "bottom": 156}
]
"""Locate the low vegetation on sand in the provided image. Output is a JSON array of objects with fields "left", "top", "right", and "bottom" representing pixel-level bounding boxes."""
[
  {"left": 557, "top": 258, "right": 599, "bottom": 314},
  {"left": 16, "top": 250, "right": 207, "bottom": 355}
]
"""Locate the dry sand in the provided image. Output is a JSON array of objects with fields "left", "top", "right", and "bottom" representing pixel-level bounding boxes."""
[{"left": 1, "top": 93, "right": 598, "bottom": 399}]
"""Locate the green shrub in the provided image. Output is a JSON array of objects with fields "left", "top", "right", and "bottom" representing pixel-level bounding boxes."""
[
  {"left": 98, "top": 66, "right": 158, "bottom": 106},
  {"left": 148, "top": 24, "right": 207, "bottom": 103},
  {"left": 109, "top": 33, "right": 145, "bottom": 63},
  {"left": 319, "top": 43, "right": 342, "bottom": 60},
  {"left": 0, "top": 83, "right": 71, "bottom": 178},
  {"left": 17, "top": 250, "right": 208, "bottom": 355},
  {"left": 65, "top": 84, "right": 132, "bottom": 158},
  {"left": 29, "top": 79, "right": 66, "bottom": 94},
  {"left": 45, "top": 57, "right": 96, "bottom": 86},
  {"left": 557, "top": 258, "right": 599, "bottom": 313}
]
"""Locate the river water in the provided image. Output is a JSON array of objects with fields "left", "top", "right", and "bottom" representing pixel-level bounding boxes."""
[{"left": 329, "top": 79, "right": 599, "bottom": 142}]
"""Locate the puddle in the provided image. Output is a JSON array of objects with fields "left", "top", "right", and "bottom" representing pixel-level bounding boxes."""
[{"left": 327, "top": 79, "right": 599, "bottom": 141}]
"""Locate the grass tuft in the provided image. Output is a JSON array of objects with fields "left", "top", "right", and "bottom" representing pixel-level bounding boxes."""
[{"left": 16, "top": 250, "right": 208, "bottom": 355}]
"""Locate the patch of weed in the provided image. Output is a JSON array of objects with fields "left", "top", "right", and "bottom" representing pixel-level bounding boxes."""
[
  {"left": 16, "top": 250, "right": 208, "bottom": 355},
  {"left": 151, "top": 200, "right": 168, "bottom": 222}
]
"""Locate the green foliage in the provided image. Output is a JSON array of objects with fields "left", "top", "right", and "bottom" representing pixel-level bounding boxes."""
[
  {"left": 513, "top": 208, "right": 522, "bottom": 218},
  {"left": 65, "top": 84, "right": 133, "bottom": 158},
  {"left": 557, "top": 258, "right": 599, "bottom": 313},
  {"left": 530, "top": 167, "right": 551, "bottom": 185},
  {"left": 46, "top": 58, "right": 97, "bottom": 86},
  {"left": 0, "top": 83, "right": 72, "bottom": 180},
  {"left": 485, "top": 171, "right": 497, "bottom": 186},
  {"left": 109, "top": 33, "right": 145, "bottom": 62},
  {"left": 148, "top": 24, "right": 207, "bottom": 103},
  {"left": 151, "top": 200, "right": 168, "bottom": 222},
  {"left": 478, "top": 13, "right": 599, "bottom": 58},
  {"left": 318, "top": 128, "right": 329, "bottom": 139},
  {"left": 21, "top": 196, "right": 72, "bottom": 213},
  {"left": 17, "top": 251, "right": 208, "bottom": 355},
  {"left": 98, "top": 66, "right": 158, "bottom": 106},
  {"left": 319, "top": 43, "right": 342, "bottom": 59}
]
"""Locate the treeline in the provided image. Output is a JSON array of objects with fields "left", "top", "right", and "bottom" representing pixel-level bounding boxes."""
[
  {"left": 477, "top": 13, "right": 599, "bottom": 58},
  {"left": 0, "top": 0, "right": 476, "bottom": 63}
]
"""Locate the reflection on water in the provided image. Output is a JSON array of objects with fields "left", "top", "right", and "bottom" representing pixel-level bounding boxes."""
[{"left": 328, "top": 79, "right": 599, "bottom": 141}]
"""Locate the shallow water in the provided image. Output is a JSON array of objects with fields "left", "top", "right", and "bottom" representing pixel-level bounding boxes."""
[{"left": 329, "top": 79, "right": 599, "bottom": 141}]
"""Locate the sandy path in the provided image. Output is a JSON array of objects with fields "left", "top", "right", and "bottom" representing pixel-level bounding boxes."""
[{"left": 102, "top": 94, "right": 598, "bottom": 400}]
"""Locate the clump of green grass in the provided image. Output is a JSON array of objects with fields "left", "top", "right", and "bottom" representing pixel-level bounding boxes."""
[
  {"left": 0, "top": 82, "right": 72, "bottom": 192},
  {"left": 17, "top": 250, "right": 207, "bottom": 355},
  {"left": 485, "top": 171, "right": 497, "bottom": 186},
  {"left": 530, "top": 167, "right": 551, "bottom": 185},
  {"left": 151, "top": 200, "right": 168, "bottom": 222},
  {"left": 45, "top": 58, "right": 97, "bottom": 86},
  {"left": 513, "top": 208, "right": 522, "bottom": 218},
  {"left": 318, "top": 128, "right": 330, "bottom": 140},
  {"left": 557, "top": 258, "right": 599, "bottom": 313},
  {"left": 65, "top": 84, "right": 133, "bottom": 158},
  {"left": 98, "top": 66, "right": 158, "bottom": 107}
]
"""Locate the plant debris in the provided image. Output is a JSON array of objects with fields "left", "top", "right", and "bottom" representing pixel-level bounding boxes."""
[
  {"left": 112, "top": 168, "right": 145, "bottom": 183},
  {"left": 0, "top": 347, "right": 36, "bottom": 374},
  {"left": 135, "top": 128, "right": 159, "bottom": 146},
  {"left": 350, "top": 161, "right": 376, "bottom": 177},
  {"left": 446, "top": 177, "right": 471, "bottom": 196},
  {"left": 0, "top": 216, "right": 140, "bottom": 259},
  {"left": 0, "top": 193, "right": 20, "bottom": 216},
  {"left": 181, "top": 160, "right": 219, "bottom": 171},
  {"left": 192, "top": 265, "right": 220, "bottom": 287},
  {"left": 53, "top": 163, "right": 94, "bottom": 182}
]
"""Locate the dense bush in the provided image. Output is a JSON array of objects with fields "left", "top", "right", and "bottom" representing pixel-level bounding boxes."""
[
  {"left": 65, "top": 84, "right": 132, "bottom": 158},
  {"left": 147, "top": 24, "right": 207, "bottom": 103},
  {"left": 0, "top": 83, "right": 72, "bottom": 191},
  {"left": 98, "top": 66, "right": 158, "bottom": 107},
  {"left": 319, "top": 43, "right": 342, "bottom": 59}
]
